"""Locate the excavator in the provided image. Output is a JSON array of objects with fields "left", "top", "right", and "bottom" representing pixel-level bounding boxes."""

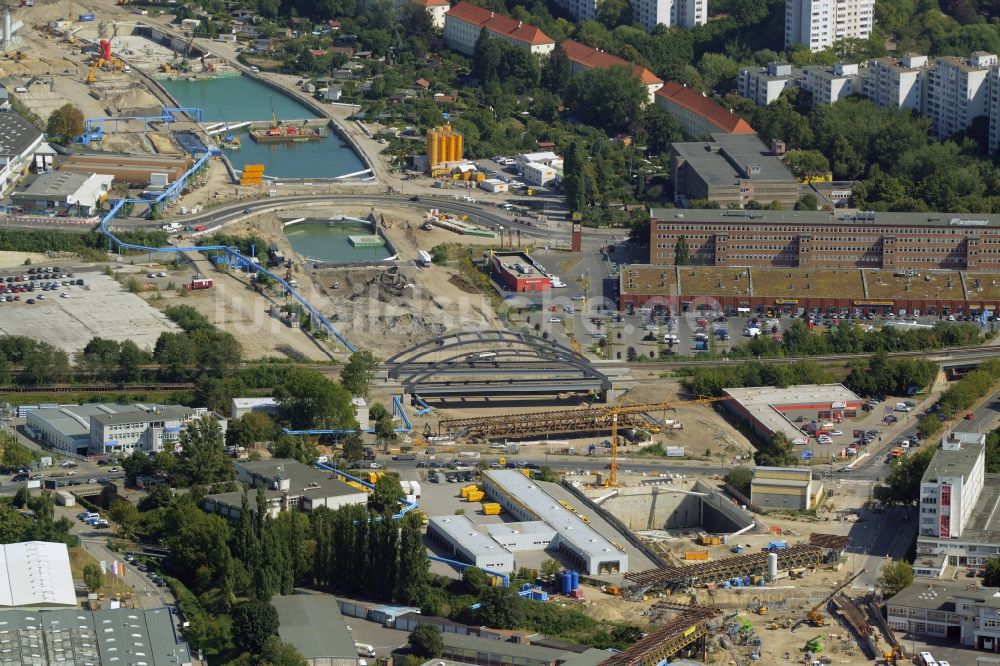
[
  {"left": 794, "top": 568, "right": 866, "bottom": 630},
  {"left": 882, "top": 646, "right": 901, "bottom": 665},
  {"left": 86, "top": 39, "right": 124, "bottom": 84}
]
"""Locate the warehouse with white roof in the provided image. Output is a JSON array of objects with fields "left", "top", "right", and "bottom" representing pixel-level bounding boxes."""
[
  {"left": 427, "top": 515, "right": 516, "bottom": 572},
  {"left": 481, "top": 470, "right": 628, "bottom": 574},
  {"left": 0, "top": 541, "right": 76, "bottom": 607}
]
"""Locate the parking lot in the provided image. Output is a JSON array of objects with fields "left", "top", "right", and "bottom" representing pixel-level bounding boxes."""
[{"left": 0, "top": 269, "right": 179, "bottom": 355}]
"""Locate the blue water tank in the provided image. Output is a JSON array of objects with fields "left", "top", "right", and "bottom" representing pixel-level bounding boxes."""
[
  {"left": 570, "top": 570, "right": 579, "bottom": 591},
  {"left": 560, "top": 572, "right": 571, "bottom": 595}
]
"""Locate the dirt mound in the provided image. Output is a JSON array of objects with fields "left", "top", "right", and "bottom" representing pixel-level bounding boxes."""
[{"left": 448, "top": 273, "right": 480, "bottom": 294}]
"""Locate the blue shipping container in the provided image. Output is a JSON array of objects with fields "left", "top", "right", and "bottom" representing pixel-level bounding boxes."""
[{"left": 79, "top": 13, "right": 95, "bottom": 20}]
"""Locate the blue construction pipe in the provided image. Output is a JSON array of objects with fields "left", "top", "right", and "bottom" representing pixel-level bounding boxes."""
[
  {"left": 314, "top": 462, "right": 417, "bottom": 520},
  {"left": 428, "top": 555, "right": 510, "bottom": 588}
]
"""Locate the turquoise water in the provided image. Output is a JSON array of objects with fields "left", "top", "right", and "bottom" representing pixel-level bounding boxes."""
[
  {"left": 160, "top": 76, "right": 319, "bottom": 122},
  {"left": 160, "top": 75, "right": 366, "bottom": 178},
  {"left": 229, "top": 131, "right": 365, "bottom": 179},
  {"left": 285, "top": 220, "right": 393, "bottom": 263}
]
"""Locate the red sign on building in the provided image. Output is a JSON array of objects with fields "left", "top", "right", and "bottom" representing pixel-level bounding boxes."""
[
  {"left": 941, "top": 485, "right": 951, "bottom": 506},
  {"left": 941, "top": 515, "right": 950, "bottom": 538}
]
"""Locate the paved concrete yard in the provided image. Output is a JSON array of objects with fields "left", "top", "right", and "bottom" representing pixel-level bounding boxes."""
[{"left": 0, "top": 273, "right": 179, "bottom": 354}]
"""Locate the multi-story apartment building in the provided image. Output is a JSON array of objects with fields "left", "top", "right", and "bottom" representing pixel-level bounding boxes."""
[
  {"left": 862, "top": 53, "right": 927, "bottom": 111},
  {"left": 670, "top": 134, "right": 799, "bottom": 209},
  {"left": 443, "top": 2, "right": 554, "bottom": 56},
  {"left": 799, "top": 62, "right": 860, "bottom": 106},
  {"left": 926, "top": 52, "right": 997, "bottom": 139},
  {"left": 561, "top": 40, "right": 663, "bottom": 103},
  {"left": 784, "top": 0, "right": 873, "bottom": 52},
  {"left": 738, "top": 62, "right": 796, "bottom": 107},
  {"left": 990, "top": 68, "right": 1000, "bottom": 153},
  {"left": 655, "top": 82, "right": 755, "bottom": 138},
  {"left": 552, "top": 0, "right": 704, "bottom": 31}
]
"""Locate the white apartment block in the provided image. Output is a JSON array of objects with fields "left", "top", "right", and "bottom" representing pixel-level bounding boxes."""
[
  {"left": 919, "top": 431, "right": 986, "bottom": 541},
  {"left": 800, "top": 62, "right": 860, "bottom": 106},
  {"left": 556, "top": 0, "right": 705, "bottom": 32},
  {"left": 784, "top": 0, "right": 873, "bottom": 52},
  {"left": 991, "top": 69, "right": 1000, "bottom": 153},
  {"left": 862, "top": 53, "right": 927, "bottom": 111},
  {"left": 926, "top": 52, "right": 997, "bottom": 139},
  {"left": 738, "top": 62, "right": 796, "bottom": 106}
]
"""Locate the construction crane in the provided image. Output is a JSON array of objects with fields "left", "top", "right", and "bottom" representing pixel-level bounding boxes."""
[
  {"left": 602, "top": 396, "right": 732, "bottom": 488},
  {"left": 795, "top": 569, "right": 866, "bottom": 629}
]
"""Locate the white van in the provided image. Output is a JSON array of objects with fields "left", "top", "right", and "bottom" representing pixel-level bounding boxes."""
[
  {"left": 895, "top": 403, "right": 912, "bottom": 412},
  {"left": 918, "top": 652, "right": 937, "bottom": 666},
  {"left": 355, "top": 643, "right": 376, "bottom": 657},
  {"left": 80, "top": 512, "right": 99, "bottom": 522}
]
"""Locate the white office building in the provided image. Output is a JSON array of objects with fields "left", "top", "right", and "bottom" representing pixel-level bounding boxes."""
[
  {"left": 926, "top": 52, "right": 997, "bottom": 140},
  {"left": 521, "top": 162, "right": 557, "bottom": 187},
  {"left": 887, "top": 581, "right": 1000, "bottom": 651},
  {"left": 919, "top": 431, "right": 986, "bottom": 541},
  {"left": 784, "top": 0, "right": 874, "bottom": 52},
  {"left": 862, "top": 53, "right": 927, "bottom": 111},
  {"left": 738, "top": 62, "right": 797, "bottom": 106},
  {"left": 800, "top": 62, "right": 860, "bottom": 106},
  {"left": 427, "top": 515, "right": 516, "bottom": 572}
]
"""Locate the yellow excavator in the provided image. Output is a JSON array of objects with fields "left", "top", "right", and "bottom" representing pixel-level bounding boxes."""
[{"left": 882, "top": 646, "right": 900, "bottom": 665}]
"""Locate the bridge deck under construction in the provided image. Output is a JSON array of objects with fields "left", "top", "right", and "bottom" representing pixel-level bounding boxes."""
[
  {"left": 438, "top": 402, "right": 676, "bottom": 439},
  {"left": 626, "top": 544, "right": 824, "bottom": 590},
  {"left": 599, "top": 606, "right": 721, "bottom": 666}
]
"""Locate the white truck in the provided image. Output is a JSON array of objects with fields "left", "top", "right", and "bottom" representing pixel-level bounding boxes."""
[
  {"left": 417, "top": 250, "right": 433, "bottom": 267},
  {"left": 161, "top": 222, "right": 181, "bottom": 231}
]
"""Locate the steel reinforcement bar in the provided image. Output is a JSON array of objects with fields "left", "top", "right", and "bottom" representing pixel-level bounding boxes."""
[
  {"left": 599, "top": 606, "right": 722, "bottom": 666},
  {"left": 626, "top": 543, "right": 824, "bottom": 589},
  {"left": 438, "top": 401, "right": 675, "bottom": 439}
]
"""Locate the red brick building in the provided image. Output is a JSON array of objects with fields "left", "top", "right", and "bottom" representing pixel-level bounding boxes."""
[{"left": 490, "top": 251, "right": 552, "bottom": 292}]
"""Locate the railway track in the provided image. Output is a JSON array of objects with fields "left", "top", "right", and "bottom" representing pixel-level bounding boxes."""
[{"left": 0, "top": 383, "right": 197, "bottom": 393}]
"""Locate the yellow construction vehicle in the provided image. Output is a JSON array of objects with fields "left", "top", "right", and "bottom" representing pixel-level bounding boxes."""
[
  {"left": 86, "top": 61, "right": 99, "bottom": 83},
  {"left": 883, "top": 647, "right": 900, "bottom": 665},
  {"left": 795, "top": 568, "right": 866, "bottom": 629}
]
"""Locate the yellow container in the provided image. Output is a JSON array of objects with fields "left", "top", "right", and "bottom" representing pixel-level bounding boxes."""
[
  {"left": 460, "top": 484, "right": 479, "bottom": 498},
  {"left": 482, "top": 502, "right": 502, "bottom": 515},
  {"left": 684, "top": 551, "right": 709, "bottom": 561},
  {"left": 467, "top": 490, "right": 485, "bottom": 502},
  {"left": 427, "top": 128, "right": 439, "bottom": 167}
]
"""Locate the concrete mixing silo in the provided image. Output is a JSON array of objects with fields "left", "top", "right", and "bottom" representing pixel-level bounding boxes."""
[
  {"left": 426, "top": 127, "right": 440, "bottom": 169},
  {"left": 767, "top": 552, "right": 778, "bottom": 579}
]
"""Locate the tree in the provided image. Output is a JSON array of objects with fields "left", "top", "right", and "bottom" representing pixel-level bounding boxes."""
[
  {"left": 260, "top": 636, "right": 308, "bottom": 666},
  {"left": 397, "top": 513, "right": 430, "bottom": 604},
  {"left": 371, "top": 475, "right": 404, "bottom": 513},
  {"left": 698, "top": 53, "right": 739, "bottom": 91},
  {"left": 874, "top": 447, "right": 935, "bottom": 507},
  {"left": 1, "top": 434, "right": 33, "bottom": 470},
  {"left": 463, "top": 566, "right": 490, "bottom": 595},
  {"left": 784, "top": 149, "right": 831, "bottom": 180},
  {"left": 340, "top": 351, "right": 380, "bottom": 398},
  {"left": 917, "top": 415, "right": 943, "bottom": 440},
  {"left": 83, "top": 563, "right": 103, "bottom": 592},
  {"left": 674, "top": 236, "right": 690, "bottom": 265},
  {"left": 109, "top": 498, "right": 140, "bottom": 535},
  {"left": 374, "top": 411, "right": 398, "bottom": 449},
  {"left": 724, "top": 467, "right": 753, "bottom": 495},
  {"left": 795, "top": 193, "right": 819, "bottom": 210},
  {"left": 540, "top": 558, "right": 561, "bottom": 577},
  {"left": 597, "top": 0, "right": 632, "bottom": 27},
  {"left": 430, "top": 244, "right": 449, "bottom": 264},
  {"left": 541, "top": 43, "right": 571, "bottom": 95},
  {"left": 562, "top": 140, "right": 595, "bottom": 213},
  {"left": 46, "top": 104, "right": 85, "bottom": 143},
  {"left": 274, "top": 368, "right": 358, "bottom": 430},
  {"left": 478, "top": 586, "right": 523, "bottom": 629},
  {"left": 641, "top": 104, "right": 682, "bottom": 155},
  {"left": 878, "top": 561, "right": 913, "bottom": 598},
  {"left": 409, "top": 624, "right": 444, "bottom": 658},
  {"left": 341, "top": 432, "right": 365, "bottom": 463},
  {"left": 984, "top": 557, "right": 1000, "bottom": 586},
  {"left": 564, "top": 66, "right": 645, "bottom": 134},
  {"left": 174, "top": 416, "right": 233, "bottom": 486},
  {"left": 232, "top": 600, "right": 280, "bottom": 654}
]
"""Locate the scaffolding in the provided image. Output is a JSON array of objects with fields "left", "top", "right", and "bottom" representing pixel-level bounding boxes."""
[
  {"left": 625, "top": 544, "right": 824, "bottom": 593},
  {"left": 598, "top": 605, "right": 722, "bottom": 666},
  {"left": 438, "top": 401, "right": 677, "bottom": 439}
]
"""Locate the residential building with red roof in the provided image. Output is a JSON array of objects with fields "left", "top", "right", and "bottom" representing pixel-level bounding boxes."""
[
  {"left": 654, "top": 81, "right": 756, "bottom": 138},
  {"left": 411, "top": 0, "right": 451, "bottom": 29},
  {"left": 561, "top": 39, "right": 663, "bottom": 103},
  {"left": 444, "top": 1, "right": 555, "bottom": 56}
]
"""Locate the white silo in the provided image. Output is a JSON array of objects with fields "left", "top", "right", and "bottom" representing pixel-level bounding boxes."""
[{"left": 767, "top": 552, "right": 778, "bottom": 579}]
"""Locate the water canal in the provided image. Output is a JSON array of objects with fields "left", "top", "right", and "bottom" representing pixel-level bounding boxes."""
[
  {"left": 284, "top": 220, "right": 394, "bottom": 263},
  {"left": 160, "top": 75, "right": 366, "bottom": 178}
]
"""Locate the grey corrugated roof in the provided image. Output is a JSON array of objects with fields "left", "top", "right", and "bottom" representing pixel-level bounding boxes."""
[
  {"left": 671, "top": 133, "right": 795, "bottom": 185},
  {"left": 273, "top": 594, "right": 355, "bottom": 659},
  {"left": 0, "top": 112, "right": 41, "bottom": 159},
  {"left": 91, "top": 405, "right": 192, "bottom": 426},
  {"left": 15, "top": 171, "right": 90, "bottom": 197}
]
